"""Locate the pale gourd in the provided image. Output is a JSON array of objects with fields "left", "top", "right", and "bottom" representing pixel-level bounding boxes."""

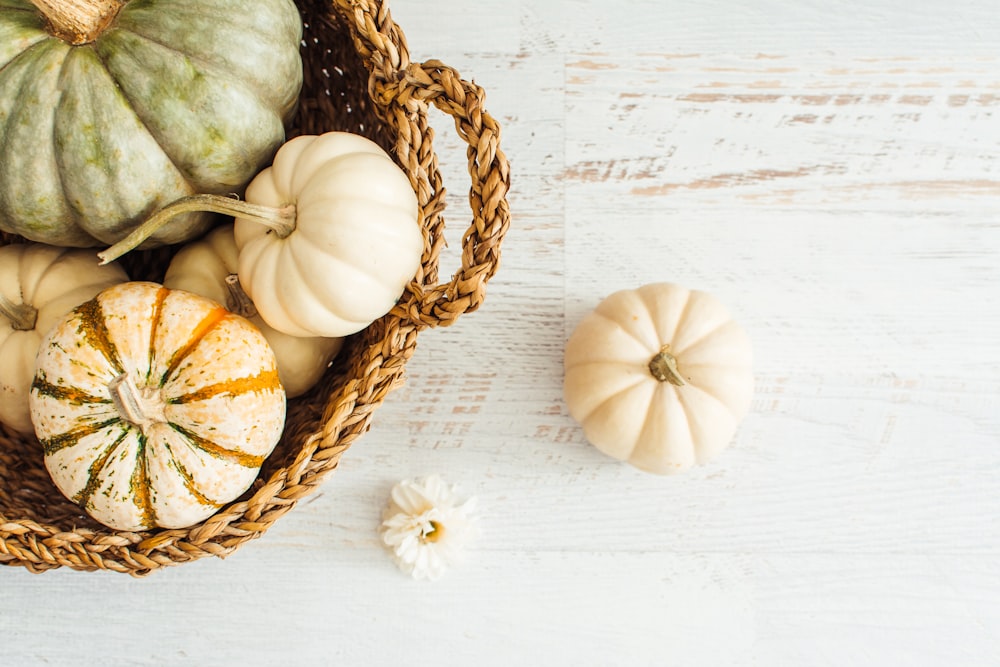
[
  {"left": 235, "top": 132, "right": 424, "bottom": 337},
  {"left": 563, "top": 283, "right": 754, "bottom": 475},
  {"left": 163, "top": 223, "right": 343, "bottom": 398},
  {"left": 30, "top": 281, "right": 286, "bottom": 531},
  {"left": 100, "top": 131, "right": 425, "bottom": 338},
  {"left": 0, "top": 243, "right": 128, "bottom": 433},
  {"left": 0, "top": 0, "right": 303, "bottom": 247}
]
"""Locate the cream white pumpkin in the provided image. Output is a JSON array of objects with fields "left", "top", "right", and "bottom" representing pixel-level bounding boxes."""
[
  {"left": 233, "top": 132, "right": 424, "bottom": 337},
  {"left": 0, "top": 243, "right": 128, "bottom": 433},
  {"left": 99, "top": 131, "right": 425, "bottom": 338},
  {"left": 163, "top": 223, "right": 343, "bottom": 398},
  {"left": 563, "top": 283, "right": 753, "bottom": 475},
  {"left": 30, "top": 281, "right": 286, "bottom": 531}
]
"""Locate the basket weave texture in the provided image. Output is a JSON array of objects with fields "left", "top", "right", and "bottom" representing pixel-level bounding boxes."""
[{"left": 0, "top": 0, "right": 510, "bottom": 575}]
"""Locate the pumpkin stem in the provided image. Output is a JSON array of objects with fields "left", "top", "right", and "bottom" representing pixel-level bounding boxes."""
[
  {"left": 109, "top": 373, "right": 167, "bottom": 434},
  {"left": 648, "top": 347, "right": 686, "bottom": 386},
  {"left": 29, "top": 0, "right": 125, "bottom": 45},
  {"left": 224, "top": 274, "right": 258, "bottom": 318},
  {"left": 97, "top": 194, "right": 297, "bottom": 265},
  {"left": 0, "top": 292, "right": 38, "bottom": 331}
]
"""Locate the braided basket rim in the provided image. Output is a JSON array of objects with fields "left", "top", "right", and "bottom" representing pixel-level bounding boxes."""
[{"left": 0, "top": 0, "right": 510, "bottom": 576}]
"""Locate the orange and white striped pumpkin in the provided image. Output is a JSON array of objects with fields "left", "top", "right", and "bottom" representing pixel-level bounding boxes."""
[{"left": 29, "top": 281, "right": 286, "bottom": 531}]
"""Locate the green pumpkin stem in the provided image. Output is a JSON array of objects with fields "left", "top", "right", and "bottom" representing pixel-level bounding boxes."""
[
  {"left": 30, "top": 0, "right": 125, "bottom": 45},
  {"left": 0, "top": 292, "right": 38, "bottom": 331},
  {"left": 648, "top": 347, "right": 686, "bottom": 386},
  {"left": 97, "top": 194, "right": 297, "bottom": 265}
]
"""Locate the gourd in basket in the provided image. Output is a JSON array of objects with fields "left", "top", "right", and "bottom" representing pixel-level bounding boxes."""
[
  {"left": 103, "top": 131, "right": 426, "bottom": 339},
  {"left": 0, "top": 0, "right": 303, "bottom": 247},
  {"left": 31, "top": 282, "right": 287, "bottom": 532},
  {"left": 0, "top": 0, "right": 510, "bottom": 575}
]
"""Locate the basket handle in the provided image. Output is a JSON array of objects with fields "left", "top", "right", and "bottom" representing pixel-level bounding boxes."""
[{"left": 374, "top": 60, "right": 511, "bottom": 329}]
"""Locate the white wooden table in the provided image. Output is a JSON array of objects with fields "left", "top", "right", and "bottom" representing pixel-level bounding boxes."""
[{"left": 4, "top": 1, "right": 1000, "bottom": 665}]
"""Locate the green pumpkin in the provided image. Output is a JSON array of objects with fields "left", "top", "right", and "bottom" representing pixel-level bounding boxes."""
[{"left": 0, "top": 0, "right": 303, "bottom": 247}]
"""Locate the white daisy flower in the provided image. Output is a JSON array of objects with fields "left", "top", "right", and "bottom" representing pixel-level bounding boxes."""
[{"left": 379, "top": 475, "right": 479, "bottom": 581}]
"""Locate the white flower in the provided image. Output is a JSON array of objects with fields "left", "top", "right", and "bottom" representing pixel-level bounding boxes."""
[{"left": 379, "top": 475, "right": 478, "bottom": 581}]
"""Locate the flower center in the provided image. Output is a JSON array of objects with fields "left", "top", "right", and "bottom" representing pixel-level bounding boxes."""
[{"left": 423, "top": 520, "right": 445, "bottom": 543}]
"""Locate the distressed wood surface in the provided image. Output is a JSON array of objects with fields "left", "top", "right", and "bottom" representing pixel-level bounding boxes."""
[{"left": 3, "top": 1, "right": 1000, "bottom": 665}]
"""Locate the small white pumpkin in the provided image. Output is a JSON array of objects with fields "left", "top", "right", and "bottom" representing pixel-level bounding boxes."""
[
  {"left": 0, "top": 243, "right": 127, "bottom": 433},
  {"left": 99, "top": 131, "right": 425, "bottom": 338},
  {"left": 163, "top": 223, "right": 343, "bottom": 398},
  {"left": 30, "top": 281, "right": 286, "bottom": 531},
  {"left": 563, "top": 283, "right": 753, "bottom": 475},
  {"left": 233, "top": 132, "right": 424, "bottom": 337}
]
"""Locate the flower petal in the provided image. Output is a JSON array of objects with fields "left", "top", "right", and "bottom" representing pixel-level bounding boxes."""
[{"left": 378, "top": 476, "right": 479, "bottom": 580}]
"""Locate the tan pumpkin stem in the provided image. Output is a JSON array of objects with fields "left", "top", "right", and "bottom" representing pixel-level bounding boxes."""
[
  {"left": 648, "top": 347, "right": 686, "bottom": 386},
  {"left": 29, "top": 0, "right": 125, "bottom": 45},
  {"left": 0, "top": 292, "right": 38, "bottom": 331},
  {"left": 108, "top": 373, "right": 167, "bottom": 434},
  {"left": 224, "top": 274, "right": 258, "bottom": 318},
  {"left": 97, "top": 194, "right": 297, "bottom": 265}
]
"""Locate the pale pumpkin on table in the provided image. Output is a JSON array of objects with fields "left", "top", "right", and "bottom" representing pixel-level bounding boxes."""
[
  {"left": 0, "top": 0, "right": 302, "bottom": 247},
  {"left": 0, "top": 243, "right": 128, "bottom": 433},
  {"left": 564, "top": 283, "right": 754, "bottom": 475},
  {"left": 30, "top": 281, "right": 286, "bottom": 531}
]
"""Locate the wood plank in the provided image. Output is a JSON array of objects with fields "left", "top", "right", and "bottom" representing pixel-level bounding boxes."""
[{"left": 3, "top": 1, "right": 1000, "bottom": 665}]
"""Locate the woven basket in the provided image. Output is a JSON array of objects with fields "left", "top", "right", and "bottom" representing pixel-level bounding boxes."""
[{"left": 0, "top": 0, "right": 510, "bottom": 575}]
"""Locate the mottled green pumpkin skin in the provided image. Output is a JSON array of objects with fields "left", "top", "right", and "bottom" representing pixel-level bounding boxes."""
[{"left": 0, "top": 0, "right": 303, "bottom": 247}]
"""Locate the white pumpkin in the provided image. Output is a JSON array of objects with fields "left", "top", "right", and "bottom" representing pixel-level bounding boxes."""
[
  {"left": 30, "top": 281, "right": 286, "bottom": 531},
  {"left": 0, "top": 243, "right": 128, "bottom": 433},
  {"left": 99, "top": 131, "right": 425, "bottom": 338},
  {"left": 563, "top": 283, "right": 753, "bottom": 475},
  {"left": 233, "top": 132, "right": 424, "bottom": 337},
  {"left": 163, "top": 223, "right": 343, "bottom": 398}
]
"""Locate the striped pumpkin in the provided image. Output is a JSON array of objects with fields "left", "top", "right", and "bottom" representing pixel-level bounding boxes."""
[{"left": 29, "top": 281, "right": 286, "bottom": 531}]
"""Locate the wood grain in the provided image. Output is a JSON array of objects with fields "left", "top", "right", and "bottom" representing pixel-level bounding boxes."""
[{"left": 2, "top": 1, "right": 1000, "bottom": 665}]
